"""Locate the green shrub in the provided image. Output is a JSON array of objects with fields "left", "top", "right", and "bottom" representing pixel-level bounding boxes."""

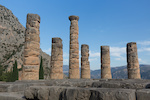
[
  {"left": 39, "top": 56, "right": 44, "bottom": 79},
  {"left": 0, "top": 60, "right": 18, "bottom": 82}
]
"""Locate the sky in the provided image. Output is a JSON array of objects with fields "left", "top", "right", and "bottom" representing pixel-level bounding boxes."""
[{"left": 1, "top": 0, "right": 150, "bottom": 70}]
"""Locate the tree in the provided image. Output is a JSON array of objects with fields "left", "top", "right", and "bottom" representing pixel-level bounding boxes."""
[
  {"left": 12, "top": 60, "right": 18, "bottom": 81},
  {"left": 0, "top": 61, "right": 18, "bottom": 82},
  {"left": 39, "top": 56, "right": 44, "bottom": 79}
]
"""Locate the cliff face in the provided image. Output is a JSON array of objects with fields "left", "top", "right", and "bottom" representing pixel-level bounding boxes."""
[{"left": 0, "top": 5, "right": 51, "bottom": 79}]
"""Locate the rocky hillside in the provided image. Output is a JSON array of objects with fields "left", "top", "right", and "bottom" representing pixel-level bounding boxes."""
[
  {"left": 0, "top": 5, "right": 25, "bottom": 71},
  {"left": 0, "top": 5, "right": 51, "bottom": 79}
]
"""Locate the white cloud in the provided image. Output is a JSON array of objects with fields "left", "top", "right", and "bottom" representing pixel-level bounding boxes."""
[
  {"left": 43, "top": 48, "right": 51, "bottom": 55},
  {"left": 110, "top": 47, "right": 126, "bottom": 57},
  {"left": 89, "top": 51, "right": 100, "bottom": 57},
  {"left": 138, "top": 41, "right": 150, "bottom": 46},
  {"left": 138, "top": 47, "right": 150, "bottom": 52},
  {"left": 63, "top": 59, "right": 69, "bottom": 62},
  {"left": 89, "top": 58, "right": 98, "bottom": 61},
  {"left": 138, "top": 58, "right": 142, "bottom": 62},
  {"left": 115, "top": 58, "right": 121, "bottom": 60},
  {"left": 63, "top": 52, "right": 69, "bottom": 57},
  {"left": 79, "top": 50, "right": 81, "bottom": 54},
  {"left": 138, "top": 58, "right": 147, "bottom": 64}
]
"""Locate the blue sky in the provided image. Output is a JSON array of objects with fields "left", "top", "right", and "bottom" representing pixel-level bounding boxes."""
[{"left": 1, "top": 0, "right": 150, "bottom": 70}]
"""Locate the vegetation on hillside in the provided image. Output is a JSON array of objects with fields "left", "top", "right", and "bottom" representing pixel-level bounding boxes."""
[{"left": 0, "top": 60, "right": 18, "bottom": 82}]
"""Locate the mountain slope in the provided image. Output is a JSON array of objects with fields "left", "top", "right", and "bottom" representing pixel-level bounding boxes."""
[{"left": 0, "top": 5, "right": 51, "bottom": 79}]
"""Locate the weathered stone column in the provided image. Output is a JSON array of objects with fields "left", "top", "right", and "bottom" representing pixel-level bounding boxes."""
[
  {"left": 50, "top": 38, "right": 63, "bottom": 79},
  {"left": 101, "top": 46, "right": 112, "bottom": 79},
  {"left": 81, "top": 44, "right": 90, "bottom": 79},
  {"left": 69, "top": 15, "right": 80, "bottom": 79},
  {"left": 22, "top": 14, "right": 40, "bottom": 80},
  {"left": 127, "top": 42, "right": 141, "bottom": 79}
]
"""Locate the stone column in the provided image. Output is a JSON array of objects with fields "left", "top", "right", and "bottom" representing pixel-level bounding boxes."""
[
  {"left": 50, "top": 38, "right": 63, "bottom": 79},
  {"left": 81, "top": 44, "right": 90, "bottom": 79},
  {"left": 69, "top": 15, "right": 80, "bottom": 79},
  {"left": 127, "top": 42, "right": 141, "bottom": 79},
  {"left": 22, "top": 14, "right": 40, "bottom": 80},
  {"left": 101, "top": 46, "right": 112, "bottom": 79}
]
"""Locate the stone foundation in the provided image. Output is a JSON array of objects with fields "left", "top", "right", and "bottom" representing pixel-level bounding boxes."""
[{"left": 0, "top": 79, "right": 150, "bottom": 100}]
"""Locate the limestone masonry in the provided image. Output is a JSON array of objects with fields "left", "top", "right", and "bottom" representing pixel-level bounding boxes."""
[
  {"left": 127, "top": 42, "right": 141, "bottom": 79},
  {"left": 50, "top": 38, "right": 63, "bottom": 79},
  {"left": 0, "top": 79, "right": 150, "bottom": 100},
  {"left": 101, "top": 46, "right": 112, "bottom": 79},
  {"left": 81, "top": 44, "right": 90, "bottom": 79},
  {"left": 22, "top": 14, "right": 40, "bottom": 80},
  {"left": 69, "top": 15, "right": 80, "bottom": 79}
]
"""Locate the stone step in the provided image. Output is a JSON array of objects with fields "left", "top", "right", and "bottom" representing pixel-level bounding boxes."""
[{"left": 0, "top": 92, "right": 25, "bottom": 100}]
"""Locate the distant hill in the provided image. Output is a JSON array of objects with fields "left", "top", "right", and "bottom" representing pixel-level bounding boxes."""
[{"left": 63, "top": 64, "right": 150, "bottom": 79}]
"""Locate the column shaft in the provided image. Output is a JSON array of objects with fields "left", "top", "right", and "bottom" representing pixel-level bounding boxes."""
[
  {"left": 81, "top": 44, "right": 90, "bottom": 79},
  {"left": 127, "top": 42, "right": 141, "bottom": 79},
  {"left": 69, "top": 15, "right": 80, "bottom": 79},
  {"left": 22, "top": 14, "right": 40, "bottom": 80},
  {"left": 101, "top": 46, "right": 112, "bottom": 79},
  {"left": 50, "top": 38, "right": 63, "bottom": 79}
]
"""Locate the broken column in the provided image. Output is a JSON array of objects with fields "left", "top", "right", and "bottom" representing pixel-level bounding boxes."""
[
  {"left": 81, "top": 44, "right": 90, "bottom": 79},
  {"left": 50, "top": 38, "right": 63, "bottom": 79},
  {"left": 69, "top": 15, "right": 80, "bottom": 79},
  {"left": 127, "top": 42, "right": 141, "bottom": 79},
  {"left": 101, "top": 46, "right": 112, "bottom": 79},
  {"left": 22, "top": 14, "right": 40, "bottom": 80}
]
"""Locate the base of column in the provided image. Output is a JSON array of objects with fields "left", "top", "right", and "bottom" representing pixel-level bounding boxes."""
[
  {"left": 22, "top": 65, "right": 39, "bottom": 80},
  {"left": 69, "top": 68, "right": 80, "bottom": 79}
]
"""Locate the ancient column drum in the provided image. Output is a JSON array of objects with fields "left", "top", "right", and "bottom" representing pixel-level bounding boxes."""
[
  {"left": 68, "top": 15, "right": 80, "bottom": 79},
  {"left": 101, "top": 46, "right": 112, "bottom": 79},
  {"left": 22, "top": 14, "right": 40, "bottom": 80},
  {"left": 127, "top": 42, "right": 141, "bottom": 79},
  {"left": 50, "top": 38, "right": 63, "bottom": 79},
  {"left": 81, "top": 44, "right": 90, "bottom": 79}
]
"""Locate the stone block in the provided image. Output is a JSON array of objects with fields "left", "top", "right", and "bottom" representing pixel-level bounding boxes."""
[
  {"left": 136, "top": 89, "right": 150, "bottom": 100},
  {"left": 24, "top": 56, "right": 39, "bottom": 65},
  {"left": 24, "top": 41, "right": 40, "bottom": 50},
  {"left": 24, "top": 49, "right": 40, "bottom": 57}
]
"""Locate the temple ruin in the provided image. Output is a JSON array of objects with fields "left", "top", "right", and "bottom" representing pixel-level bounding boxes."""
[
  {"left": 20, "top": 14, "right": 142, "bottom": 80},
  {"left": 127, "top": 42, "right": 141, "bottom": 79},
  {"left": 81, "top": 44, "right": 90, "bottom": 79},
  {"left": 101, "top": 46, "right": 112, "bottom": 79},
  {"left": 68, "top": 15, "right": 80, "bottom": 79},
  {"left": 22, "top": 14, "right": 40, "bottom": 80},
  {"left": 50, "top": 38, "right": 63, "bottom": 79}
]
